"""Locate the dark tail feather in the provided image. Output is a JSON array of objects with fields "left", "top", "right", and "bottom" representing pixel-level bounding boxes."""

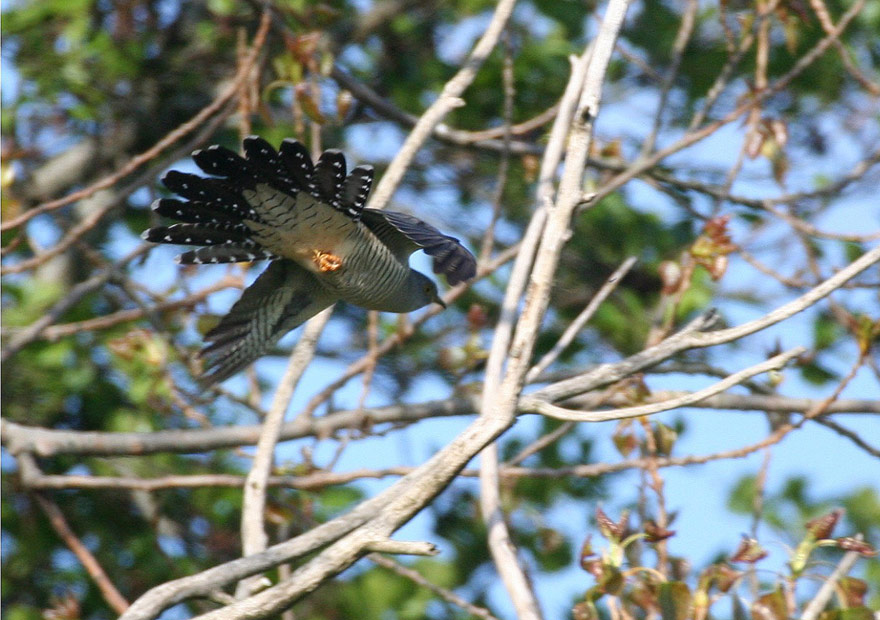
[
  {"left": 150, "top": 139, "right": 369, "bottom": 238},
  {"left": 340, "top": 165, "right": 374, "bottom": 219},
  {"left": 177, "top": 246, "right": 276, "bottom": 265},
  {"left": 279, "top": 139, "right": 315, "bottom": 188},
  {"left": 160, "top": 172, "right": 258, "bottom": 221},
  {"left": 242, "top": 136, "right": 301, "bottom": 195},
  {"left": 142, "top": 223, "right": 251, "bottom": 246},
  {"left": 192, "top": 145, "right": 253, "bottom": 183},
  {"left": 311, "top": 150, "right": 346, "bottom": 207},
  {"left": 152, "top": 198, "right": 240, "bottom": 225}
]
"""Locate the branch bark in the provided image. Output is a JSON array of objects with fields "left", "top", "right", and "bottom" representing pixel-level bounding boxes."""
[{"left": 237, "top": 310, "right": 333, "bottom": 596}]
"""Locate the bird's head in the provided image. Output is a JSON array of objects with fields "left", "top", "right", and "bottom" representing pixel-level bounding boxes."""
[
  {"left": 403, "top": 271, "right": 446, "bottom": 311},
  {"left": 417, "top": 272, "right": 446, "bottom": 309}
]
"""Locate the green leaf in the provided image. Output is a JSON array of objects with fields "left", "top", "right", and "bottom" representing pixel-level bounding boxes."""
[
  {"left": 820, "top": 609, "right": 876, "bottom": 620},
  {"left": 752, "top": 587, "right": 787, "bottom": 620},
  {"left": 659, "top": 581, "right": 691, "bottom": 620},
  {"left": 813, "top": 313, "right": 843, "bottom": 350},
  {"left": 838, "top": 608, "right": 875, "bottom": 620}
]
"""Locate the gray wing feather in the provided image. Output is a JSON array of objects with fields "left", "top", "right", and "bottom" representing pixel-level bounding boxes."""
[
  {"left": 360, "top": 208, "right": 476, "bottom": 285},
  {"left": 198, "top": 260, "right": 335, "bottom": 388}
]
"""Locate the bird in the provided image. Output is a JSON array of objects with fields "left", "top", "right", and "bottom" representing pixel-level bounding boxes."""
[{"left": 142, "top": 136, "right": 477, "bottom": 387}]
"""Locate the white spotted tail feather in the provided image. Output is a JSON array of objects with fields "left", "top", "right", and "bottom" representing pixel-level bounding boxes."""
[{"left": 142, "top": 136, "right": 477, "bottom": 387}]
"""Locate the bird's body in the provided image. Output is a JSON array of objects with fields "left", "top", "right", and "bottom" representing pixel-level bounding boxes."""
[
  {"left": 242, "top": 186, "right": 417, "bottom": 311},
  {"left": 143, "top": 137, "right": 476, "bottom": 386}
]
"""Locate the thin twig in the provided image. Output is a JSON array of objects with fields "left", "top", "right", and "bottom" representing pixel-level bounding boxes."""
[
  {"left": 369, "top": 553, "right": 501, "bottom": 620},
  {"left": 504, "top": 421, "right": 575, "bottom": 467},
  {"left": 478, "top": 30, "right": 516, "bottom": 263},
  {"left": 526, "top": 256, "right": 637, "bottom": 381},
  {"left": 2, "top": 245, "right": 149, "bottom": 359},
  {"left": 807, "top": 0, "right": 880, "bottom": 95},
  {"left": 523, "top": 348, "right": 805, "bottom": 421},
  {"left": 33, "top": 491, "right": 130, "bottom": 614},
  {"left": 366, "top": 0, "right": 518, "bottom": 210},
  {"left": 4, "top": 389, "right": 878, "bottom": 460},
  {"left": 641, "top": 0, "right": 698, "bottom": 155},
  {"left": 479, "top": 2, "right": 632, "bottom": 617},
  {"left": 533, "top": 243, "right": 880, "bottom": 403},
  {"left": 16, "top": 276, "right": 242, "bottom": 341}
]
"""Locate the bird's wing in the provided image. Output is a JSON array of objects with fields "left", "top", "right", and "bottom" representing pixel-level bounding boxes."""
[
  {"left": 359, "top": 209, "right": 477, "bottom": 285},
  {"left": 198, "top": 260, "right": 335, "bottom": 388}
]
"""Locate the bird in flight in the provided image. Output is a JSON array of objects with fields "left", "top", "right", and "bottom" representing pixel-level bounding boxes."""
[{"left": 143, "top": 137, "right": 476, "bottom": 387}]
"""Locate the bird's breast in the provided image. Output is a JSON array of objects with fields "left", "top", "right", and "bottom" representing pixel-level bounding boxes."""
[
  {"left": 317, "top": 228, "right": 412, "bottom": 310},
  {"left": 243, "top": 190, "right": 412, "bottom": 309}
]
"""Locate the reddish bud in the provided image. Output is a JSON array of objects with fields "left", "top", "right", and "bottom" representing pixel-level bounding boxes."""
[
  {"left": 806, "top": 508, "right": 842, "bottom": 539},
  {"left": 285, "top": 31, "right": 321, "bottom": 66},
  {"left": 295, "top": 83, "right": 327, "bottom": 125},
  {"left": 43, "top": 593, "right": 80, "bottom": 620},
  {"left": 838, "top": 577, "right": 868, "bottom": 607},
  {"left": 703, "top": 215, "right": 730, "bottom": 240},
  {"left": 521, "top": 154, "right": 540, "bottom": 182},
  {"left": 596, "top": 506, "right": 628, "bottom": 541},
  {"left": 752, "top": 587, "right": 787, "bottom": 620},
  {"left": 703, "top": 563, "right": 741, "bottom": 593},
  {"left": 467, "top": 304, "right": 489, "bottom": 330},
  {"left": 579, "top": 534, "right": 596, "bottom": 570},
  {"left": 596, "top": 506, "right": 617, "bottom": 540},
  {"left": 336, "top": 89, "right": 354, "bottom": 121},
  {"left": 836, "top": 537, "right": 877, "bottom": 556},
  {"left": 582, "top": 558, "right": 604, "bottom": 579},
  {"left": 612, "top": 428, "right": 638, "bottom": 458},
  {"left": 644, "top": 520, "right": 676, "bottom": 543},
  {"left": 729, "top": 537, "right": 768, "bottom": 564},
  {"left": 708, "top": 254, "right": 729, "bottom": 280}
]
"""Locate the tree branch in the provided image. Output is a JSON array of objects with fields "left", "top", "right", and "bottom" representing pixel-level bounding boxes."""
[
  {"left": 522, "top": 348, "right": 805, "bottom": 421},
  {"left": 366, "top": 0, "right": 518, "bottom": 210}
]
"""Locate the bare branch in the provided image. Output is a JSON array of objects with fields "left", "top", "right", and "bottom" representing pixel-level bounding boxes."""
[
  {"left": 478, "top": 2, "right": 632, "bottom": 617},
  {"left": 526, "top": 256, "right": 637, "bottom": 382},
  {"left": 5, "top": 389, "right": 877, "bottom": 461},
  {"left": 369, "top": 553, "right": 501, "bottom": 620},
  {"left": 32, "top": 489, "right": 130, "bottom": 615},
  {"left": 522, "top": 348, "right": 805, "bottom": 422},
  {"left": 2, "top": 245, "right": 149, "bottom": 360},
  {"left": 364, "top": 540, "right": 438, "bottom": 556},
  {"left": 641, "top": 0, "right": 699, "bottom": 155},
  {"left": 238, "top": 309, "right": 333, "bottom": 594},
  {"left": 534, "top": 244, "right": 880, "bottom": 403},
  {"left": 366, "top": 0, "right": 518, "bottom": 211}
]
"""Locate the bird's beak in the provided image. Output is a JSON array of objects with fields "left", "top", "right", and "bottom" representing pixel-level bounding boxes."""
[{"left": 435, "top": 295, "right": 447, "bottom": 309}]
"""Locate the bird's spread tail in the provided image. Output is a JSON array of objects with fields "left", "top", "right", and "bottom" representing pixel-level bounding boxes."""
[{"left": 143, "top": 136, "right": 375, "bottom": 264}]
